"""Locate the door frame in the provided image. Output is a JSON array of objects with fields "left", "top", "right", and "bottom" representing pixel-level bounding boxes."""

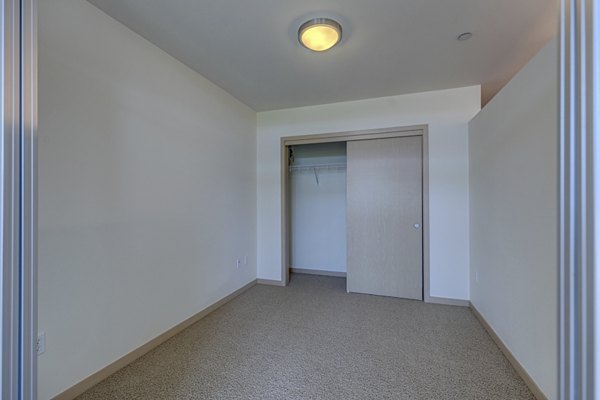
[
  {"left": 280, "top": 125, "right": 431, "bottom": 302},
  {"left": 559, "top": 0, "right": 598, "bottom": 397},
  {"left": 1, "top": 0, "right": 38, "bottom": 399}
]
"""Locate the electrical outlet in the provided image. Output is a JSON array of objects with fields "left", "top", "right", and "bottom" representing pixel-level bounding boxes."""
[
  {"left": 236, "top": 259, "right": 241, "bottom": 269},
  {"left": 475, "top": 272, "right": 479, "bottom": 283},
  {"left": 37, "top": 332, "right": 46, "bottom": 356}
]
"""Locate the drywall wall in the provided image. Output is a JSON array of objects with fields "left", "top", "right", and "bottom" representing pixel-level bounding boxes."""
[
  {"left": 592, "top": 7, "right": 600, "bottom": 399},
  {"left": 257, "top": 86, "right": 481, "bottom": 300},
  {"left": 290, "top": 143, "right": 347, "bottom": 273},
  {"left": 595, "top": 14, "right": 600, "bottom": 400},
  {"left": 38, "top": 1, "right": 257, "bottom": 398},
  {"left": 469, "top": 38, "right": 558, "bottom": 399}
]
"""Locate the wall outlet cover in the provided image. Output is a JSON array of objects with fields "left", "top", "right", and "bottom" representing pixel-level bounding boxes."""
[{"left": 37, "top": 332, "right": 46, "bottom": 356}]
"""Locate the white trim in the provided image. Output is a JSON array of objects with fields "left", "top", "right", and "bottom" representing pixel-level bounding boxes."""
[
  {"left": 427, "top": 296, "right": 469, "bottom": 307},
  {"left": 20, "top": 0, "right": 37, "bottom": 398},
  {"left": 1, "top": 1, "right": 22, "bottom": 398},
  {"left": 257, "top": 278, "right": 286, "bottom": 287},
  {"left": 595, "top": 2, "right": 600, "bottom": 397},
  {"left": 290, "top": 268, "right": 347, "bottom": 278},
  {"left": 1, "top": 0, "right": 37, "bottom": 398},
  {"left": 560, "top": 0, "right": 598, "bottom": 398}
]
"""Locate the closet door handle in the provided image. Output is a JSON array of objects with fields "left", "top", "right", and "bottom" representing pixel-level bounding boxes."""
[{"left": 413, "top": 223, "right": 421, "bottom": 229}]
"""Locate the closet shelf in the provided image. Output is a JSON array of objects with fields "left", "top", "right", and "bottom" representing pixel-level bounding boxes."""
[{"left": 289, "top": 163, "right": 346, "bottom": 172}]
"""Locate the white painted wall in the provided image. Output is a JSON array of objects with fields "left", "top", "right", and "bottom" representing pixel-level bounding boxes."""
[
  {"left": 257, "top": 86, "right": 481, "bottom": 300},
  {"left": 595, "top": 6, "right": 600, "bottom": 397},
  {"left": 469, "top": 38, "right": 558, "bottom": 399},
  {"left": 38, "top": 1, "right": 257, "bottom": 398},
  {"left": 290, "top": 143, "right": 347, "bottom": 273},
  {"left": 593, "top": 1, "right": 600, "bottom": 399}
]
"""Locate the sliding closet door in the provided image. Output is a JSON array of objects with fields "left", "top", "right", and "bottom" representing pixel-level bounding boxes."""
[{"left": 346, "top": 136, "right": 423, "bottom": 300}]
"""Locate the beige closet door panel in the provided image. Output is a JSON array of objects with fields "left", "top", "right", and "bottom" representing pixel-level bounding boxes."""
[{"left": 346, "top": 136, "right": 423, "bottom": 300}]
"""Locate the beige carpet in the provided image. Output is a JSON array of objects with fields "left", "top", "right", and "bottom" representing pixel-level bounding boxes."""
[{"left": 77, "top": 274, "right": 535, "bottom": 399}]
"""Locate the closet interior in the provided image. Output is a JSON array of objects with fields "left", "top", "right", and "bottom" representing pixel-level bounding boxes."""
[{"left": 288, "top": 142, "right": 348, "bottom": 276}]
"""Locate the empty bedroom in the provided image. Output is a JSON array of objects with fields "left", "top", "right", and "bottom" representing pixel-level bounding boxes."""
[{"left": 2, "top": 0, "right": 598, "bottom": 399}]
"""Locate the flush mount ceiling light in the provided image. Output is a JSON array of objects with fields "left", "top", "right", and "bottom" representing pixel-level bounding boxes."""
[
  {"left": 457, "top": 32, "right": 473, "bottom": 41},
  {"left": 298, "top": 18, "right": 342, "bottom": 52}
]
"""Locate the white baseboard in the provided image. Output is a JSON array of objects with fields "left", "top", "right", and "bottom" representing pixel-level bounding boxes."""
[
  {"left": 469, "top": 302, "right": 548, "bottom": 400},
  {"left": 52, "top": 279, "right": 257, "bottom": 400},
  {"left": 290, "top": 267, "right": 347, "bottom": 278},
  {"left": 426, "top": 296, "right": 469, "bottom": 307},
  {"left": 256, "top": 278, "right": 286, "bottom": 287}
]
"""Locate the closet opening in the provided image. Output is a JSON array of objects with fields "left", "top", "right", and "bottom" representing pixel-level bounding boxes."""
[
  {"left": 288, "top": 142, "right": 348, "bottom": 280},
  {"left": 281, "top": 126, "right": 431, "bottom": 301}
]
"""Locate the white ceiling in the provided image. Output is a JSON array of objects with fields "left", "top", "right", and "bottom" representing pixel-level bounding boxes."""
[{"left": 86, "top": 0, "right": 558, "bottom": 111}]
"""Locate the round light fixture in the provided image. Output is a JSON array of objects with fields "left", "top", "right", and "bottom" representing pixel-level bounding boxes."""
[
  {"left": 298, "top": 18, "right": 342, "bottom": 52},
  {"left": 457, "top": 32, "right": 473, "bottom": 41}
]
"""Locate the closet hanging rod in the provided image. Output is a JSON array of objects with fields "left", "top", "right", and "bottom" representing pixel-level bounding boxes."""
[{"left": 288, "top": 163, "right": 346, "bottom": 172}]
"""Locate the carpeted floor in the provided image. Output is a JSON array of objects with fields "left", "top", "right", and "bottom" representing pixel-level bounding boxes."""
[{"left": 77, "top": 274, "right": 534, "bottom": 400}]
